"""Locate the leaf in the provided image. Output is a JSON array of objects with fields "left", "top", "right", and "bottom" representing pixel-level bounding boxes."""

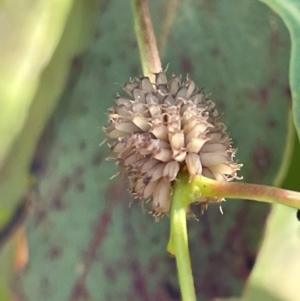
[
  {"left": 0, "top": 1, "right": 73, "bottom": 299},
  {"left": 243, "top": 133, "right": 300, "bottom": 301},
  {"left": 0, "top": 0, "right": 101, "bottom": 300},
  {"left": 0, "top": 0, "right": 101, "bottom": 215},
  {"left": 15, "top": 0, "right": 292, "bottom": 300},
  {"left": 0, "top": 240, "right": 14, "bottom": 301},
  {"left": 236, "top": 2, "right": 300, "bottom": 300},
  {"left": 260, "top": 0, "right": 300, "bottom": 140},
  {"left": 0, "top": 0, "right": 73, "bottom": 168}
]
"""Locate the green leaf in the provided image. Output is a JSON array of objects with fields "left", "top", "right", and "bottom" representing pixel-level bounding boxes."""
[
  {"left": 0, "top": 1, "right": 101, "bottom": 300},
  {"left": 244, "top": 132, "right": 300, "bottom": 301},
  {"left": 14, "top": 0, "right": 293, "bottom": 300},
  {"left": 240, "top": 2, "right": 300, "bottom": 300},
  {"left": 0, "top": 0, "right": 73, "bottom": 168},
  {"left": 0, "top": 240, "right": 14, "bottom": 301},
  {"left": 260, "top": 0, "right": 300, "bottom": 140},
  {"left": 0, "top": 1, "right": 73, "bottom": 299},
  {"left": 0, "top": 0, "right": 101, "bottom": 215}
]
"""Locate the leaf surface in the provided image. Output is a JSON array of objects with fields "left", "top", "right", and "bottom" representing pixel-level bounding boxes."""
[
  {"left": 260, "top": 0, "right": 300, "bottom": 140},
  {"left": 0, "top": 0, "right": 73, "bottom": 167}
]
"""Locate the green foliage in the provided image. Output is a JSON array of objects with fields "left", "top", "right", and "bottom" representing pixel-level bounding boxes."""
[
  {"left": 0, "top": 0, "right": 73, "bottom": 169},
  {"left": 0, "top": 0, "right": 100, "bottom": 299},
  {"left": 260, "top": 0, "right": 300, "bottom": 139},
  {"left": 0, "top": 0, "right": 298, "bottom": 300},
  {"left": 0, "top": 0, "right": 101, "bottom": 214}
]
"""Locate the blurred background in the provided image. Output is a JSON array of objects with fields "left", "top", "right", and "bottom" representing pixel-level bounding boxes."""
[{"left": 0, "top": 0, "right": 299, "bottom": 300}]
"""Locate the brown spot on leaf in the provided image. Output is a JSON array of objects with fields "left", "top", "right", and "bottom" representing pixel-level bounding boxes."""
[
  {"left": 50, "top": 167, "right": 85, "bottom": 210},
  {"left": 105, "top": 266, "right": 116, "bottom": 282},
  {"left": 251, "top": 143, "right": 271, "bottom": 176},
  {"left": 100, "top": 56, "right": 112, "bottom": 67},
  {"left": 180, "top": 54, "right": 193, "bottom": 74},
  {"left": 61, "top": 176, "right": 71, "bottom": 191},
  {"left": 74, "top": 166, "right": 84, "bottom": 178},
  {"left": 47, "top": 246, "right": 62, "bottom": 260},
  {"left": 69, "top": 284, "right": 90, "bottom": 300},
  {"left": 215, "top": 99, "right": 226, "bottom": 112},
  {"left": 78, "top": 141, "right": 86, "bottom": 151},
  {"left": 257, "top": 87, "right": 269, "bottom": 105},
  {"left": 151, "top": 235, "right": 160, "bottom": 245},
  {"left": 76, "top": 182, "right": 85, "bottom": 193},
  {"left": 202, "top": 0, "right": 216, "bottom": 13},
  {"left": 130, "top": 262, "right": 148, "bottom": 298},
  {"left": 52, "top": 196, "right": 66, "bottom": 210},
  {"left": 244, "top": 86, "right": 269, "bottom": 106},
  {"left": 211, "top": 46, "right": 220, "bottom": 57},
  {"left": 105, "top": 180, "right": 127, "bottom": 202},
  {"left": 34, "top": 210, "right": 47, "bottom": 227},
  {"left": 268, "top": 119, "right": 278, "bottom": 128},
  {"left": 93, "top": 29, "right": 101, "bottom": 40},
  {"left": 91, "top": 152, "right": 103, "bottom": 166},
  {"left": 147, "top": 258, "right": 159, "bottom": 275}
]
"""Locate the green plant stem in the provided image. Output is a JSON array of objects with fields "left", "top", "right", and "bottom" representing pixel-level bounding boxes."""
[
  {"left": 168, "top": 174, "right": 197, "bottom": 301},
  {"left": 192, "top": 175, "right": 300, "bottom": 209},
  {"left": 131, "top": 0, "right": 162, "bottom": 81}
]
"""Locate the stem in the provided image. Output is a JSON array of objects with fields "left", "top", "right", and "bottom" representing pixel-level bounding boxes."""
[
  {"left": 168, "top": 174, "right": 197, "bottom": 301},
  {"left": 131, "top": 5, "right": 194, "bottom": 297},
  {"left": 131, "top": 0, "right": 162, "bottom": 81},
  {"left": 192, "top": 176, "right": 300, "bottom": 209}
]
